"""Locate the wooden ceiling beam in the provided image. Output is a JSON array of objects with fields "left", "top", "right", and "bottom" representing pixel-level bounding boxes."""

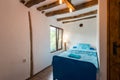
[
  {"left": 20, "top": 0, "right": 46, "bottom": 7},
  {"left": 62, "top": 15, "right": 96, "bottom": 24},
  {"left": 37, "top": 1, "right": 61, "bottom": 11},
  {"left": 57, "top": 10, "right": 97, "bottom": 21},
  {"left": 45, "top": 0, "right": 98, "bottom": 17},
  {"left": 37, "top": 0, "right": 75, "bottom": 11},
  {"left": 63, "top": 0, "right": 75, "bottom": 11}
]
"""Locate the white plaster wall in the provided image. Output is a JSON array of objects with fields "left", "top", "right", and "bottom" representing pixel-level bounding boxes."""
[
  {"left": 29, "top": 8, "right": 53, "bottom": 75},
  {"left": 29, "top": 9, "right": 63, "bottom": 74},
  {"left": 62, "top": 17, "right": 97, "bottom": 49},
  {"left": 0, "top": 0, "right": 30, "bottom": 80},
  {"left": 48, "top": 17, "right": 62, "bottom": 27},
  {"left": 0, "top": 0, "right": 62, "bottom": 80},
  {"left": 99, "top": 0, "right": 107, "bottom": 80}
]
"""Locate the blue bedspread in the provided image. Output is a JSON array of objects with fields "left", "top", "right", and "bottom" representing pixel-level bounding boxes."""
[
  {"left": 52, "top": 50, "right": 98, "bottom": 80},
  {"left": 52, "top": 44, "right": 99, "bottom": 80},
  {"left": 58, "top": 49, "right": 99, "bottom": 69}
]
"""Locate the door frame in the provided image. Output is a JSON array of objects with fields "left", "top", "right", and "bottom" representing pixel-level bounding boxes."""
[{"left": 107, "top": 0, "right": 110, "bottom": 80}]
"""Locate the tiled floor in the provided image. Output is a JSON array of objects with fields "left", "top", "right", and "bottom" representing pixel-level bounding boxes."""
[{"left": 30, "top": 66, "right": 53, "bottom": 80}]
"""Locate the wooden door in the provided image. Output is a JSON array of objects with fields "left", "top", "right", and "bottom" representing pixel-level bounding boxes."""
[{"left": 108, "top": 0, "right": 120, "bottom": 80}]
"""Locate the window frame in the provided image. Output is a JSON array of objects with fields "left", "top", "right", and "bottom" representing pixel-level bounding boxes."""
[{"left": 50, "top": 25, "right": 63, "bottom": 53}]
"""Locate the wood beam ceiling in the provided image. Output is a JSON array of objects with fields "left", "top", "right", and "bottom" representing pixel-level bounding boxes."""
[
  {"left": 63, "top": 0, "right": 75, "bottom": 11},
  {"left": 57, "top": 10, "right": 97, "bottom": 21},
  {"left": 37, "top": 1, "right": 61, "bottom": 11},
  {"left": 45, "top": 0, "right": 98, "bottom": 17},
  {"left": 37, "top": 0, "right": 75, "bottom": 11},
  {"left": 20, "top": 0, "right": 46, "bottom": 7},
  {"left": 62, "top": 15, "right": 96, "bottom": 24}
]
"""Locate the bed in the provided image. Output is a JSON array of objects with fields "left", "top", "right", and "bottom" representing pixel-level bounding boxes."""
[{"left": 52, "top": 43, "right": 99, "bottom": 80}]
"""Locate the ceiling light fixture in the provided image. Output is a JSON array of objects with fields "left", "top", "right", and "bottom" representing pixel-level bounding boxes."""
[
  {"left": 69, "top": 8, "right": 72, "bottom": 12},
  {"left": 59, "top": 0, "right": 63, "bottom": 4}
]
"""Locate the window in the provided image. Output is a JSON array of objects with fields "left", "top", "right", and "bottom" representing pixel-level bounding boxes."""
[{"left": 50, "top": 25, "right": 63, "bottom": 52}]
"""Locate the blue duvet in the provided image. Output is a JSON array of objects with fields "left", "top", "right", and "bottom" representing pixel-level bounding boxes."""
[{"left": 58, "top": 49, "right": 99, "bottom": 69}]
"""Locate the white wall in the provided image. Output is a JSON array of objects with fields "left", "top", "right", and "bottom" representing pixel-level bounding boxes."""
[
  {"left": 62, "top": 17, "right": 97, "bottom": 49},
  {"left": 29, "top": 8, "right": 62, "bottom": 74},
  {"left": 0, "top": 0, "right": 61, "bottom": 80},
  {"left": 0, "top": 0, "right": 30, "bottom": 80},
  {"left": 30, "top": 8, "right": 52, "bottom": 75},
  {"left": 99, "top": 0, "right": 107, "bottom": 80}
]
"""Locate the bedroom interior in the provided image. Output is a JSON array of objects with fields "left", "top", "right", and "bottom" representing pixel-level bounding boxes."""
[{"left": 0, "top": 0, "right": 108, "bottom": 80}]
